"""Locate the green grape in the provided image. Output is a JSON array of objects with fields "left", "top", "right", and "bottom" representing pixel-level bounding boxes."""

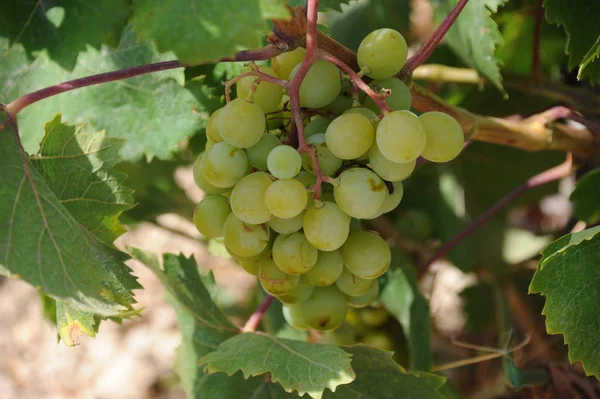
[
  {"left": 246, "top": 133, "right": 282, "bottom": 171},
  {"left": 376, "top": 110, "right": 426, "bottom": 163},
  {"left": 259, "top": 253, "right": 300, "bottom": 295},
  {"left": 298, "top": 286, "right": 348, "bottom": 331},
  {"left": 267, "top": 145, "right": 302, "bottom": 179},
  {"left": 324, "top": 94, "right": 354, "bottom": 114},
  {"left": 193, "top": 195, "right": 231, "bottom": 238},
  {"left": 303, "top": 202, "right": 351, "bottom": 251},
  {"left": 304, "top": 116, "right": 332, "bottom": 139},
  {"left": 357, "top": 28, "right": 408, "bottom": 79},
  {"left": 238, "top": 258, "right": 260, "bottom": 276},
  {"left": 192, "top": 154, "right": 228, "bottom": 194},
  {"left": 333, "top": 168, "right": 386, "bottom": 219},
  {"left": 236, "top": 66, "right": 283, "bottom": 114},
  {"left": 363, "top": 78, "right": 411, "bottom": 113},
  {"left": 379, "top": 181, "right": 403, "bottom": 214},
  {"left": 325, "top": 113, "right": 375, "bottom": 160},
  {"left": 201, "top": 142, "right": 249, "bottom": 188},
  {"left": 271, "top": 47, "right": 306, "bottom": 79},
  {"left": 419, "top": 111, "right": 464, "bottom": 162},
  {"left": 223, "top": 213, "right": 270, "bottom": 258},
  {"left": 206, "top": 108, "right": 224, "bottom": 142},
  {"left": 265, "top": 179, "right": 308, "bottom": 219},
  {"left": 295, "top": 170, "right": 317, "bottom": 209},
  {"left": 276, "top": 279, "right": 315, "bottom": 304},
  {"left": 268, "top": 212, "right": 305, "bottom": 234},
  {"left": 230, "top": 172, "right": 275, "bottom": 224},
  {"left": 217, "top": 98, "right": 266, "bottom": 148},
  {"left": 205, "top": 138, "right": 217, "bottom": 153},
  {"left": 290, "top": 59, "right": 341, "bottom": 108},
  {"left": 360, "top": 307, "right": 390, "bottom": 327},
  {"left": 347, "top": 281, "right": 380, "bottom": 308},
  {"left": 341, "top": 231, "right": 391, "bottom": 279},
  {"left": 343, "top": 107, "right": 379, "bottom": 126},
  {"left": 335, "top": 267, "right": 375, "bottom": 296},
  {"left": 272, "top": 232, "right": 318, "bottom": 275},
  {"left": 395, "top": 208, "right": 434, "bottom": 242},
  {"left": 303, "top": 250, "right": 343, "bottom": 287},
  {"left": 282, "top": 304, "right": 310, "bottom": 330},
  {"left": 301, "top": 134, "right": 343, "bottom": 177},
  {"left": 368, "top": 143, "right": 416, "bottom": 181},
  {"left": 361, "top": 331, "right": 394, "bottom": 351}
]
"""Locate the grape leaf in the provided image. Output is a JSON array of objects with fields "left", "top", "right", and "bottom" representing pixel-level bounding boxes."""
[
  {"left": 0, "top": 31, "right": 210, "bottom": 161},
  {"left": 544, "top": 0, "right": 600, "bottom": 83},
  {"left": 0, "top": 115, "right": 139, "bottom": 316},
  {"left": 323, "top": 345, "right": 447, "bottom": 399},
  {"left": 287, "top": 0, "right": 352, "bottom": 11},
  {"left": 130, "top": 0, "right": 289, "bottom": 65},
  {"left": 380, "top": 266, "right": 433, "bottom": 371},
  {"left": 56, "top": 301, "right": 99, "bottom": 346},
  {"left": 0, "top": 0, "right": 129, "bottom": 69},
  {"left": 570, "top": 168, "right": 600, "bottom": 224},
  {"left": 199, "top": 332, "right": 355, "bottom": 398},
  {"left": 529, "top": 226, "right": 600, "bottom": 377},
  {"left": 434, "top": 0, "right": 509, "bottom": 91}
]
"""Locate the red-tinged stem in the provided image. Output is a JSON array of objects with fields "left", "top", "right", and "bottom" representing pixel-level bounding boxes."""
[
  {"left": 532, "top": 0, "right": 544, "bottom": 81},
  {"left": 318, "top": 52, "right": 392, "bottom": 117},
  {"left": 5, "top": 44, "right": 282, "bottom": 117},
  {"left": 401, "top": 0, "right": 470, "bottom": 78},
  {"left": 416, "top": 158, "right": 573, "bottom": 279},
  {"left": 242, "top": 295, "right": 275, "bottom": 332},
  {"left": 306, "top": 0, "right": 319, "bottom": 54},
  {"left": 224, "top": 70, "right": 288, "bottom": 103}
]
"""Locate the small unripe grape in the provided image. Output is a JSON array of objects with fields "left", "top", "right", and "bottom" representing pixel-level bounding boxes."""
[
  {"left": 303, "top": 250, "right": 344, "bottom": 287},
  {"left": 298, "top": 286, "right": 348, "bottom": 331},
  {"left": 223, "top": 213, "right": 270, "bottom": 258},
  {"left": 363, "top": 78, "right": 411, "bottom": 113},
  {"left": 341, "top": 231, "right": 391, "bottom": 279},
  {"left": 259, "top": 254, "right": 300, "bottom": 295},
  {"left": 419, "top": 111, "right": 464, "bottom": 163},
  {"left": 206, "top": 108, "right": 224, "bottom": 142},
  {"left": 236, "top": 66, "right": 283, "bottom": 114},
  {"left": 217, "top": 98, "right": 266, "bottom": 149},
  {"left": 357, "top": 28, "right": 408, "bottom": 79},
  {"left": 230, "top": 172, "right": 275, "bottom": 224},
  {"left": 376, "top": 110, "right": 426, "bottom": 163},
  {"left": 290, "top": 60, "right": 341, "bottom": 108},
  {"left": 325, "top": 113, "right": 375, "bottom": 160},
  {"left": 272, "top": 232, "right": 318, "bottom": 275},
  {"left": 271, "top": 47, "right": 307, "bottom": 79},
  {"left": 265, "top": 179, "right": 308, "bottom": 219},
  {"left": 335, "top": 268, "right": 375, "bottom": 296},
  {"left": 267, "top": 213, "right": 305, "bottom": 235},
  {"left": 301, "top": 134, "right": 343, "bottom": 177},
  {"left": 192, "top": 154, "right": 228, "bottom": 194},
  {"left": 333, "top": 168, "right": 387, "bottom": 219},
  {"left": 347, "top": 281, "right": 380, "bottom": 308},
  {"left": 303, "top": 202, "right": 351, "bottom": 251},
  {"left": 246, "top": 133, "right": 282, "bottom": 171},
  {"left": 267, "top": 145, "right": 302, "bottom": 179},
  {"left": 368, "top": 143, "right": 416, "bottom": 182},
  {"left": 276, "top": 279, "right": 315, "bottom": 304},
  {"left": 201, "top": 142, "right": 249, "bottom": 188},
  {"left": 193, "top": 195, "right": 231, "bottom": 238}
]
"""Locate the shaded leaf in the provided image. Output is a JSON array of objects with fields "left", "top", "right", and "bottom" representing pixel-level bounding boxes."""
[
  {"left": 579, "top": 37, "right": 600, "bottom": 81},
  {"left": 570, "top": 168, "right": 600, "bottom": 224},
  {"left": 199, "top": 332, "right": 355, "bottom": 399},
  {"left": 529, "top": 226, "right": 600, "bottom": 377}
]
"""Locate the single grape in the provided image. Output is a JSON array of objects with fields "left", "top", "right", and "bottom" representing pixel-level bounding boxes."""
[
  {"left": 361, "top": 331, "right": 395, "bottom": 351},
  {"left": 363, "top": 78, "right": 411, "bottom": 113},
  {"left": 303, "top": 202, "right": 351, "bottom": 251},
  {"left": 223, "top": 213, "right": 270, "bottom": 258},
  {"left": 325, "top": 113, "right": 375, "bottom": 160},
  {"left": 238, "top": 258, "right": 260, "bottom": 276},
  {"left": 259, "top": 253, "right": 300, "bottom": 295},
  {"left": 347, "top": 281, "right": 380, "bottom": 308},
  {"left": 271, "top": 47, "right": 307, "bottom": 79},
  {"left": 335, "top": 267, "right": 375, "bottom": 296},
  {"left": 341, "top": 231, "right": 391, "bottom": 279},
  {"left": 236, "top": 66, "right": 283, "bottom": 114},
  {"left": 193, "top": 195, "right": 231, "bottom": 238},
  {"left": 301, "top": 134, "right": 343, "bottom": 177},
  {"left": 376, "top": 110, "right": 426, "bottom": 163},
  {"left": 217, "top": 98, "right": 266, "bottom": 149},
  {"left": 206, "top": 108, "right": 224, "bottom": 142},
  {"left": 343, "top": 107, "right": 379, "bottom": 127},
  {"left": 276, "top": 279, "right": 315, "bottom": 304},
  {"left": 324, "top": 94, "right": 354, "bottom": 114},
  {"left": 246, "top": 133, "right": 282, "bottom": 171},
  {"left": 360, "top": 307, "right": 390, "bottom": 327},
  {"left": 290, "top": 59, "right": 341, "bottom": 108},
  {"left": 357, "top": 28, "right": 408, "bottom": 79},
  {"left": 272, "top": 232, "right": 318, "bottom": 275},
  {"left": 230, "top": 172, "right": 275, "bottom": 224},
  {"left": 201, "top": 142, "right": 249, "bottom": 188},
  {"left": 298, "top": 286, "right": 348, "bottom": 331},
  {"left": 265, "top": 179, "right": 308, "bottom": 219},
  {"left": 333, "top": 168, "right": 386, "bottom": 219},
  {"left": 295, "top": 170, "right": 317, "bottom": 209},
  {"left": 368, "top": 143, "right": 416, "bottom": 181},
  {"left": 282, "top": 304, "right": 310, "bottom": 330},
  {"left": 268, "top": 212, "right": 305, "bottom": 234},
  {"left": 303, "top": 249, "right": 344, "bottom": 287},
  {"left": 304, "top": 116, "right": 332, "bottom": 139},
  {"left": 378, "top": 181, "right": 404, "bottom": 214},
  {"left": 419, "top": 111, "right": 464, "bottom": 162},
  {"left": 267, "top": 145, "right": 302, "bottom": 179},
  {"left": 192, "top": 154, "right": 228, "bottom": 194}
]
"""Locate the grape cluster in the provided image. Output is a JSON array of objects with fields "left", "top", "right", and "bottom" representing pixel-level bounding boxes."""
[{"left": 192, "top": 28, "right": 464, "bottom": 332}]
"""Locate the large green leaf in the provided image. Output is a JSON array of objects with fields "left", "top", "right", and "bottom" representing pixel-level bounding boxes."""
[
  {"left": 199, "top": 332, "right": 355, "bottom": 398},
  {"left": 544, "top": 0, "right": 600, "bottom": 83},
  {"left": 529, "top": 226, "right": 600, "bottom": 377},
  {"left": 434, "top": 0, "right": 509, "bottom": 91},
  {"left": 570, "top": 168, "right": 600, "bottom": 224},
  {"left": 0, "top": 115, "right": 139, "bottom": 316},
  {"left": 380, "top": 266, "right": 433, "bottom": 371},
  {"left": 0, "top": 31, "right": 210, "bottom": 161},
  {"left": 323, "top": 345, "right": 447, "bottom": 399},
  {"left": 130, "top": 0, "right": 289, "bottom": 65},
  {"left": 0, "top": 0, "right": 129, "bottom": 69}
]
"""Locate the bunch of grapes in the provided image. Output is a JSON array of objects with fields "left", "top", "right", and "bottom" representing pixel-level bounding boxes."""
[{"left": 192, "top": 28, "right": 464, "bottom": 332}]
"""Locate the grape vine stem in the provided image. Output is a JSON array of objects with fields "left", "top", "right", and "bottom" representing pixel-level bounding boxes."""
[{"left": 242, "top": 295, "right": 275, "bottom": 332}]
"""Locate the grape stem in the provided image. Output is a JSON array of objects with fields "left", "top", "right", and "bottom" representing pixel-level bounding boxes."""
[
  {"left": 242, "top": 295, "right": 275, "bottom": 332},
  {"left": 532, "top": 0, "right": 544, "bottom": 81},
  {"left": 416, "top": 157, "right": 574, "bottom": 280}
]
